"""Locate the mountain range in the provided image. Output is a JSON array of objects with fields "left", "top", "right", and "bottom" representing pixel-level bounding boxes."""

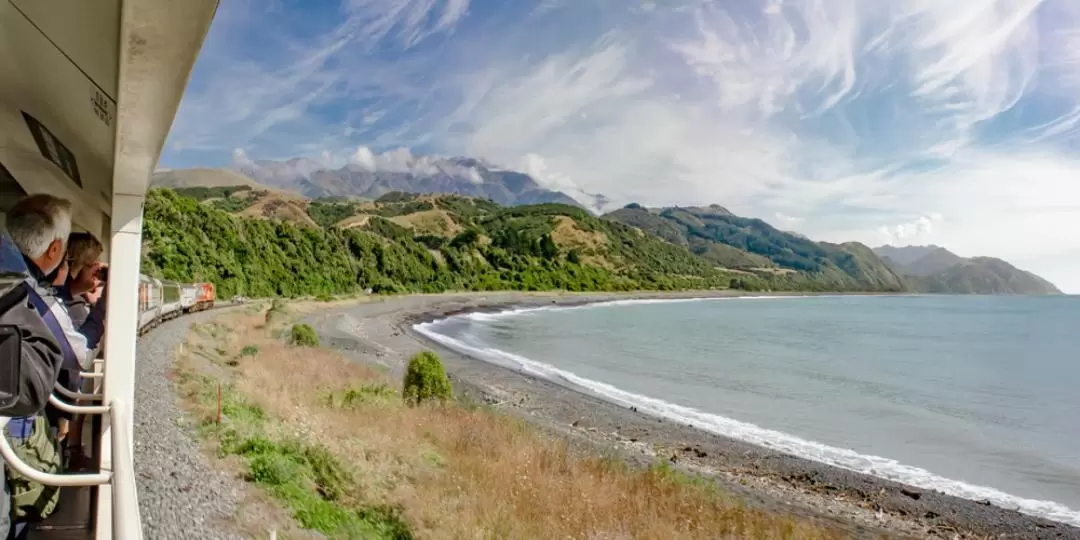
[
  {"left": 872, "top": 245, "right": 1062, "bottom": 295},
  {"left": 160, "top": 156, "right": 611, "bottom": 212},
  {"left": 151, "top": 157, "right": 1063, "bottom": 295}
]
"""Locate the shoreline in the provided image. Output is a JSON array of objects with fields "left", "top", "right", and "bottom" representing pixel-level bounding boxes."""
[{"left": 307, "top": 291, "right": 1079, "bottom": 540}]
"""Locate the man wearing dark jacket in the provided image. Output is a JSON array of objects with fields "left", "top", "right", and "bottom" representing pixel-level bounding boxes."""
[{"left": 0, "top": 194, "right": 71, "bottom": 539}]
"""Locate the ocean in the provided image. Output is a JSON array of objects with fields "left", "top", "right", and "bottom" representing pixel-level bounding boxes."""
[{"left": 414, "top": 295, "right": 1080, "bottom": 527}]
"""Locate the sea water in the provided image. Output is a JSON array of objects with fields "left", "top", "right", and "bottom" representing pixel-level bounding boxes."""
[{"left": 414, "top": 295, "right": 1080, "bottom": 526}]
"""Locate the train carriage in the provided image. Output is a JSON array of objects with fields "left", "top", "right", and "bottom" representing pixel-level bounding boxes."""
[
  {"left": 158, "top": 280, "right": 183, "bottom": 321},
  {"left": 179, "top": 284, "right": 197, "bottom": 312},
  {"left": 0, "top": 1, "right": 220, "bottom": 537},
  {"left": 136, "top": 275, "right": 162, "bottom": 330}
]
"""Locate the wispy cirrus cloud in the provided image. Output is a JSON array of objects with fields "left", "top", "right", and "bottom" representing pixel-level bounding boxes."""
[{"left": 161, "top": 0, "right": 1080, "bottom": 292}]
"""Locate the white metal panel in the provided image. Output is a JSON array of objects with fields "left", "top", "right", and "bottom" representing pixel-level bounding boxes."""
[
  {"left": 160, "top": 301, "right": 182, "bottom": 317},
  {"left": 137, "top": 308, "right": 158, "bottom": 329},
  {"left": 0, "top": 142, "right": 106, "bottom": 236},
  {"left": 10, "top": 0, "right": 122, "bottom": 100},
  {"left": 98, "top": 193, "right": 142, "bottom": 540},
  {"left": 0, "top": 2, "right": 117, "bottom": 208},
  {"left": 179, "top": 285, "right": 197, "bottom": 309},
  {"left": 97, "top": 1, "right": 219, "bottom": 535},
  {"left": 110, "top": 0, "right": 218, "bottom": 197}
]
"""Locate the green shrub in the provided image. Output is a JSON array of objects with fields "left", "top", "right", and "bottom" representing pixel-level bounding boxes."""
[
  {"left": 240, "top": 345, "right": 259, "bottom": 357},
  {"left": 402, "top": 351, "right": 453, "bottom": 405},
  {"left": 322, "top": 384, "right": 398, "bottom": 408},
  {"left": 266, "top": 298, "right": 289, "bottom": 325},
  {"left": 291, "top": 324, "right": 320, "bottom": 347}
]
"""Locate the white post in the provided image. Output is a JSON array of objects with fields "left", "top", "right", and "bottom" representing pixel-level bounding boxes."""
[{"left": 95, "top": 193, "right": 145, "bottom": 539}]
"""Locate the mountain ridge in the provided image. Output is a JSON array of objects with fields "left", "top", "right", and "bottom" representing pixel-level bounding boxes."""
[
  {"left": 149, "top": 160, "right": 1060, "bottom": 296},
  {"left": 603, "top": 205, "right": 907, "bottom": 292},
  {"left": 872, "top": 245, "right": 1062, "bottom": 295},
  {"left": 233, "top": 156, "right": 607, "bottom": 212}
]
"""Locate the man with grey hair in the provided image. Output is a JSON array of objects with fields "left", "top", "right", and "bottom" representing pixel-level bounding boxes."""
[
  {"left": 5, "top": 195, "right": 103, "bottom": 366},
  {"left": 4, "top": 194, "right": 72, "bottom": 279},
  {"left": 1, "top": 194, "right": 103, "bottom": 533},
  {"left": 0, "top": 194, "right": 74, "bottom": 538}
]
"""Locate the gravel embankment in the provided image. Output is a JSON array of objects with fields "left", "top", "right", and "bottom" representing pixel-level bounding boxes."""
[{"left": 133, "top": 309, "right": 246, "bottom": 540}]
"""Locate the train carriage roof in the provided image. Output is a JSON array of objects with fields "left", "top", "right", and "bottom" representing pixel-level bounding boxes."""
[{"left": 0, "top": 0, "right": 219, "bottom": 245}]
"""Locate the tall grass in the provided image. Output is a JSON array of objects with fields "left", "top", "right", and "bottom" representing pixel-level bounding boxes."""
[{"left": 176, "top": 309, "right": 845, "bottom": 539}]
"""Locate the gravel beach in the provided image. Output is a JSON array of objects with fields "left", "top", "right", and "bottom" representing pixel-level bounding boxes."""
[{"left": 307, "top": 291, "right": 1080, "bottom": 540}]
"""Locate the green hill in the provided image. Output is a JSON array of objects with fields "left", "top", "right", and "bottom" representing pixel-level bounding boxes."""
[
  {"left": 604, "top": 205, "right": 906, "bottom": 291},
  {"left": 140, "top": 189, "right": 745, "bottom": 298},
  {"left": 145, "top": 188, "right": 1064, "bottom": 297},
  {"left": 873, "top": 245, "right": 1062, "bottom": 295}
]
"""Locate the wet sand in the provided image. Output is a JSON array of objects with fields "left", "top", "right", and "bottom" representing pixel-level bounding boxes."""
[{"left": 305, "top": 291, "right": 1079, "bottom": 540}]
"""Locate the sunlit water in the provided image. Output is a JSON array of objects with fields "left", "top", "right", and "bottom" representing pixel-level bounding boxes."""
[{"left": 415, "top": 295, "right": 1080, "bottom": 526}]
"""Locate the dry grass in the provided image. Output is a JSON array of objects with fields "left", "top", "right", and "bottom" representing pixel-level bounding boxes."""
[
  {"left": 175, "top": 306, "right": 846, "bottom": 539},
  {"left": 337, "top": 214, "right": 373, "bottom": 229},
  {"left": 238, "top": 192, "right": 321, "bottom": 227},
  {"left": 389, "top": 209, "right": 463, "bottom": 237},
  {"left": 551, "top": 216, "right": 607, "bottom": 252},
  {"left": 551, "top": 217, "right": 614, "bottom": 269},
  {"left": 750, "top": 267, "right": 798, "bottom": 276}
]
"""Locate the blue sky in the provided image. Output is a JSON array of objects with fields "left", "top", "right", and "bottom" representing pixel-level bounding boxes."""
[{"left": 160, "top": 0, "right": 1080, "bottom": 292}]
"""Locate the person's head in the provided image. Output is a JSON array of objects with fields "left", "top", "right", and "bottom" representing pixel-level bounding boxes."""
[
  {"left": 5, "top": 194, "right": 73, "bottom": 275},
  {"left": 66, "top": 231, "right": 103, "bottom": 277}
]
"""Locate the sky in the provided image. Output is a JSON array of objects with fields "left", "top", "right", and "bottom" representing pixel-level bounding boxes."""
[{"left": 160, "top": 0, "right": 1080, "bottom": 293}]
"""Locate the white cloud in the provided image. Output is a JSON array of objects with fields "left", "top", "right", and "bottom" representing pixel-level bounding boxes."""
[
  {"left": 165, "top": 0, "right": 1080, "bottom": 291},
  {"left": 232, "top": 148, "right": 252, "bottom": 166},
  {"left": 775, "top": 212, "right": 806, "bottom": 226},
  {"left": 350, "top": 146, "right": 377, "bottom": 171},
  {"left": 344, "top": 0, "right": 471, "bottom": 49},
  {"left": 877, "top": 213, "right": 944, "bottom": 244},
  {"left": 166, "top": 0, "right": 471, "bottom": 158},
  {"left": 346, "top": 145, "right": 485, "bottom": 182},
  {"left": 520, "top": 153, "right": 583, "bottom": 194}
]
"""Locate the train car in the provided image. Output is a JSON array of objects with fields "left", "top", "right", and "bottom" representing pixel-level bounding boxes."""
[
  {"left": 159, "top": 279, "right": 183, "bottom": 321},
  {"left": 135, "top": 277, "right": 218, "bottom": 331},
  {"left": 137, "top": 275, "right": 162, "bottom": 331},
  {"left": 179, "top": 284, "right": 198, "bottom": 312}
]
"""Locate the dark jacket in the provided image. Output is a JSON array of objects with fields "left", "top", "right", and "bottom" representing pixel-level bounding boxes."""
[
  {"left": 64, "top": 294, "right": 91, "bottom": 329},
  {"left": 0, "top": 235, "right": 66, "bottom": 539},
  {"left": 0, "top": 237, "right": 64, "bottom": 417}
]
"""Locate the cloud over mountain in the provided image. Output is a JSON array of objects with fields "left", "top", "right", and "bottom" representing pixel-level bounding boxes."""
[{"left": 161, "top": 0, "right": 1080, "bottom": 292}]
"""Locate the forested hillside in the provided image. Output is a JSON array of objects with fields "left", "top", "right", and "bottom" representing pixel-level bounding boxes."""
[
  {"left": 604, "top": 205, "right": 907, "bottom": 291},
  {"left": 140, "top": 189, "right": 745, "bottom": 298},
  {"left": 143, "top": 188, "right": 1058, "bottom": 297}
]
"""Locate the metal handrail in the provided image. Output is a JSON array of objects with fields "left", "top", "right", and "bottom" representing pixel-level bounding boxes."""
[
  {"left": 0, "top": 400, "right": 143, "bottom": 539},
  {"left": 53, "top": 383, "right": 102, "bottom": 401},
  {"left": 0, "top": 417, "right": 111, "bottom": 486},
  {"left": 48, "top": 394, "right": 110, "bottom": 415}
]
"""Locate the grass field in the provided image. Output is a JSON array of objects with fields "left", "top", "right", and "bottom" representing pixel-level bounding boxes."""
[{"left": 173, "top": 301, "right": 846, "bottom": 539}]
